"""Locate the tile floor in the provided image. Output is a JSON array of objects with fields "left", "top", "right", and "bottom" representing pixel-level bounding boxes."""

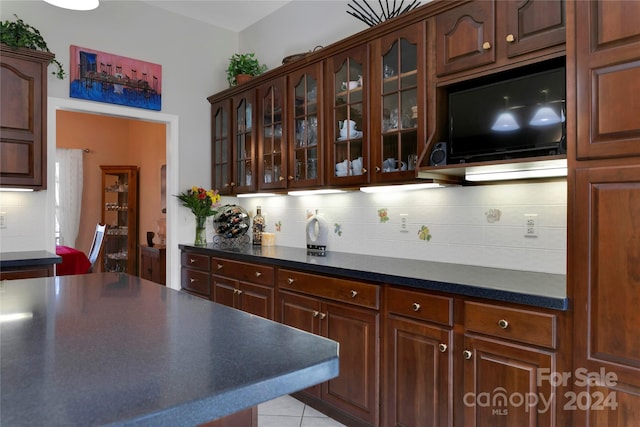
[{"left": 258, "top": 395, "right": 347, "bottom": 427}]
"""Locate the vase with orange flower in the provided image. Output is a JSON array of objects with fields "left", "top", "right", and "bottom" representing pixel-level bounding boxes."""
[{"left": 176, "top": 186, "right": 221, "bottom": 246}]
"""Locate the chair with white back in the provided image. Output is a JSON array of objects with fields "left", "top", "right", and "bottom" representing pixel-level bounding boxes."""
[{"left": 87, "top": 223, "right": 107, "bottom": 273}]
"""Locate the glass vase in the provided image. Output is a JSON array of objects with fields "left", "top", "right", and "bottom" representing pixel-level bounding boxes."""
[{"left": 194, "top": 216, "right": 207, "bottom": 246}]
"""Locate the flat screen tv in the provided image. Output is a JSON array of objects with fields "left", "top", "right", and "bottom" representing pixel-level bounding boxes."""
[{"left": 448, "top": 66, "right": 566, "bottom": 164}]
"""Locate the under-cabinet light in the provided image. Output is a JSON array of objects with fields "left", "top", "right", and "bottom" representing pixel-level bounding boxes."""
[
  {"left": 0, "top": 312, "right": 34, "bottom": 323},
  {"left": 359, "top": 183, "right": 444, "bottom": 193},
  {"left": 236, "top": 193, "right": 280, "bottom": 198},
  {"left": 288, "top": 189, "right": 346, "bottom": 196},
  {"left": 465, "top": 159, "right": 568, "bottom": 182},
  {"left": 0, "top": 188, "right": 34, "bottom": 192},
  {"left": 43, "top": 0, "right": 99, "bottom": 10}
]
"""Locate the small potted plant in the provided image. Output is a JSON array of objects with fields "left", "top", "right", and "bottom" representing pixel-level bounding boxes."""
[
  {"left": 0, "top": 14, "right": 65, "bottom": 79},
  {"left": 226, "top": 53, "right": 267, "bottom": 87}
]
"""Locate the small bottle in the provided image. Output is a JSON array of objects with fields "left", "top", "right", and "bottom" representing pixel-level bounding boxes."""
[{"left": 252, "top": 206, "right": 265, "bottom": 246}]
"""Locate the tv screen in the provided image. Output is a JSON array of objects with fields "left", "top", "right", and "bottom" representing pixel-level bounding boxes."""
[{"left": 448, "top": 66, "right": 566, "bottom": 163}]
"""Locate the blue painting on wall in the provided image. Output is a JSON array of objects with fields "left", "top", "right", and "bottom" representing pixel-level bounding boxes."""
[{"left": 69, "top": 45, "right": 162, "bottom": 111}]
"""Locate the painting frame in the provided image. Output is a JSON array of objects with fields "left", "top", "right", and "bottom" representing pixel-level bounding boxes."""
[{"left": 69, "top": 45, "right": 162, "bottom": 111}]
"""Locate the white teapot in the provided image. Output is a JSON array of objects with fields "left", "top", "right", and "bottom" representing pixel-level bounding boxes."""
[{"left": 340, "top": 120, "right": 357, "bottom": 138}]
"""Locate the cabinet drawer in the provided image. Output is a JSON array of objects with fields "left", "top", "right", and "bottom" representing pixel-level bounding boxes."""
[
  {"left": 278, "top": 269, "right": 379, "bottom": 309},
  {"left": 181, "top": 268, "right": 210, "bottom": 297},
  {"left": 181, "top": 252, "right": 210, "bottom": 271},
  {"left": 211, "top": 257, "right": 274, "bottom": 286},
  {"left": 464, "top": 301, "right": 557, "bottom": 349},
  {"left": 386, "top": 287, "right": 453, "bottom": 326}
]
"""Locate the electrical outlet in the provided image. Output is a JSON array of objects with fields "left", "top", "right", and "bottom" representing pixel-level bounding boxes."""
[
  {"left": 524, "top": 214, "right": 538, "bottom": 237},
  {"left": 400, "top": 213, "right": 408, "bottom": 233},
  {"left": 0, "top": 212, "right": 6, "bottom": 229}
]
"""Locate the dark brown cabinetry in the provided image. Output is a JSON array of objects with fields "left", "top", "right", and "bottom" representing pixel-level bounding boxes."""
[
  {"left": 0, "top": 264, "right": 54, "bottom": 280},
  {"left": 101, "top": 166, "right": 138, "bottom": 274},
  {"left": 0, "top": 45, "right": 53, "bottom": 189},
  {"left": 211, "top": 257, "right": 275, "bottom": 319},
  {"left": 232, "top": 90, "right": 257, "bottom": 194},
  {"left": 435, "top": 0, "right": 566, "bottom": 78},
  {"left": 570, "top": 1, "right": 640, "bottom": 424},
  {"left": 210, "top": 99, "right": 233, "bottom": 195},
  {"left": 139, "top": 245, "right": 165, "bottom": 285},
  {"left": 278, "top": 268, "right": 380, "bottom": 427},
  {"left": 257, "top": 77, "right": 287, "bottom": 191},
  {"left": 181, "top": 251, "right": 211, "bottom": 299},
  {"left": 384, "top": 286, "right": 453, "bottom": 427}
]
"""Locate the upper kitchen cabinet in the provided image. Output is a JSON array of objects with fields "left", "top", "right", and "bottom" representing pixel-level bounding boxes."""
[
  {"left": 210, "top": 99, "right": 233, "bottom": 195},
  {"left": 371, "top": 23, "right": 426, "bottom": 183},
  {"left": 435, "top": 0, "right": 565, "bottom": 79},
  {"left": 326, "top": 45, "right": 369, "bottom": 186},
  {"left": 257, "top": 77, "right": 287, "bottom": 190},
  {"left": 287, "top": 63, "right": 324, "bottom": 189},
  {"left": 575, "top": 0, "right": 640, "bottom": 160},
  {"left": 232, "top": 89, "right": 257, "bottom": 193},
  {"left": 0, "top": 46, "right": 53, "bottom": 190}
]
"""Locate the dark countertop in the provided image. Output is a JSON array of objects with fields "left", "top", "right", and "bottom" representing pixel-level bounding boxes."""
[
  {"left": 0, "top": 273, "right": 339, "bottom": 426},
  {"left": 0, "top": 250, "right": 61, "bottom": 267},
  {"left": 179, "top": 244, "right": 568, "bottom": 310}
]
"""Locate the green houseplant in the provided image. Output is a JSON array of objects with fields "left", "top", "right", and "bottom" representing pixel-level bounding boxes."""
[
  {"left": 226, "top": 53, "right": 267, "bottom": 87},
  {"left": 0, "top": 14, "right": 65, "bottom": 79}
]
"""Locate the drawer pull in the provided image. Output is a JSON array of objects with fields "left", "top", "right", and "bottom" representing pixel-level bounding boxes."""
[
  {"left": 287, "top": 278, "right": 295, "bottom": 285},
  {"left": 189, "top": 278, "right": 196, "bottom": 283},
  {"left": 313, "top": 311, "right": 320, "bottom": 318},
  {"left": 498, "top": 319, "right": 509, "bottom": 329},
  {"left": 506, "top": 34, "right": 515, "bottom": 43},
  {"left": 236, "top": 289, "right": 243, "bottom": 295},
  {"left": 217, "top": 264, "right": 223, "bottom": 270},
  {"left": 438, "top": 343, "right": 448, "bottom": 353},
  {"left": 255, "top": 271, "right": 262, "bottom": 277},
  {"left": 482, "top": 41, "right": 491, "bottom": 50},
  {"left": 319, "top": 313, "right": 326, "bottom": 320},
  {"left": 412, "top": 302, "right": 421, "bottom": 312},
  {"left": 463, "top": 350, "right": 473, "bottom": 360},
  {"left": 350, "top": 290, "right": 358, "bottom": 298},
  {"left": 288, "top": 176, "right": 294, "bottom": 181},
  {"left": 190, "top": 258, "right": 196, "bottom": 264}
]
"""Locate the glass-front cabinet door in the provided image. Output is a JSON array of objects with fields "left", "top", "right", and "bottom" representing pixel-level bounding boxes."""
[
  {"left": 375, "top": 23, "right": 424, "bottom": 183},
  {"left": 288, "top": 63, "right": 323, "bottom": 188},
  {"left": 258, "top": 77, "right": 286, "bottom": 190},
  {"left": 232, "top": 90, "right": 257, "bottom": 193},
  {"left": 101, "top": 165, "right": 138, "bottom": 274},
  {"left": 211, "top": 99, "right": 232, "bottom": 195},
  {"left": 327, "top": 45, "right": 368, "bottom": 185}
]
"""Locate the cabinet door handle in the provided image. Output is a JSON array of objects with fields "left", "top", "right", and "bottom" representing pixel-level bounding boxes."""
[
  {"left": 230, "top": 182, "right": 236, "bottom": 187},
  {"left": 498, "top": 319, "right": 509, "bottom": 329},
  {"left": 412, "top": 302, "right": 421, "bottom": 312},
  {"left": 463, "top": 350, "right": 473, "bottom": 360},
  {"left": 189, "top": 278, "right": 196, "bottom": 283},
  {"left": 482, "top": 41, "right": 491, "bottom": 50},
  {"left": 319, "top": 313, "right": 326, "bottom": 320},
  {"left": 236, "top": 289, "right": 243, "bottom": 295},
  {"left": 190, "top": 258, "right": 196, "bottom": 264},
  {"left": 506, "top": 34, "right": 515, "bottom": 43},
  {"left": 217, "top": 264, "right": 223, "bottom": 270},
  {"left": 350, "top": 290, "right": 358, "bottom": 298},
  {"left": 438, "top": 343, "right": 448, "bottom": 353},
  {"left": 224, "top": 183, "right": 230, "bottom": 188},
  {"left": 255, "top": 271, "right": 262, "bottom": 277},
  {"left": 288, "top": 176, "right": 294, "bottom": 181},
  {"left": 362, "top": 168, "right": 367, "bottom": 174},
  {"left": 375, "top": 166, "right": 381, "bottom": 172},
  {"left": 287, "top": 278, "right": 295, "bottom": 285},
  {"left": 313, "top": 310, "right": 320, "bottom": 317}
]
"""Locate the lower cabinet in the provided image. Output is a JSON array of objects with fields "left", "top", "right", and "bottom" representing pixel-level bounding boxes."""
[
  {"left": 139, "top": 245, "right": 166, "bottom": 285},
  {"left": 278, "top": 268, "right": 380, "bottom": 427},
  {"left": 384, "top": 286, "right": 453, "bottom": 427}
]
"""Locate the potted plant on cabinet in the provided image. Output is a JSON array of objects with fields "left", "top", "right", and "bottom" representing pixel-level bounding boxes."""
[
  {"left": 0, "top": 14, "right": 65, "bottom": 79},
  {"left": 225, "top": 53, "right": 267, "bottom": 87}
]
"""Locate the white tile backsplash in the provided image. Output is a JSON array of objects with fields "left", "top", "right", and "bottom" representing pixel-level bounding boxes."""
[{"left": 231, "top": 181, "right": 567, "bottom": 274}]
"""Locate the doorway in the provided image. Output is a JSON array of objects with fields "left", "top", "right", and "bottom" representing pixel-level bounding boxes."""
[{"left": 48, "top": 97, "right": 180, "bottom": 289}]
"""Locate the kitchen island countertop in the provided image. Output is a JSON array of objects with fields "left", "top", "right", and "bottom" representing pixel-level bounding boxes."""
[
  {"left": 0, "top": 273, "right": 339, "bottom": 426},
  {"left": 179, "top": 244, "right": 568, "bottom": 310}
]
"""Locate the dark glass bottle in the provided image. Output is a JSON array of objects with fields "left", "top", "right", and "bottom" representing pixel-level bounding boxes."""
[{"left": 252, "top": 206, "right": 265, "bottom": 245}]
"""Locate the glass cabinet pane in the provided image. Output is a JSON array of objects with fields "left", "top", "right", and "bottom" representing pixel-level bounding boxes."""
[
  {"left": 235, "top": 98, "right": 254, "bottom": 188},
  {"left": 333, "top": 57, "right": 364, "bottom": 177},
  {"left": 213, "top": 105, "right": 229, "bottom": 190},
  {"left": 292, "top": 73, "right": 319, "bottom": 182},
  {"left": 261, "top": 84, "right": 284, "bottom": 186},
  {"left": 380, "top": 37, "right": 418, "bottom": 173}
]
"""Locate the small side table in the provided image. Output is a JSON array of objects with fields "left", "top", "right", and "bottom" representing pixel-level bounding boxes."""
[{"left": 139, "top": 245, "right": 166, "bottom": 285}]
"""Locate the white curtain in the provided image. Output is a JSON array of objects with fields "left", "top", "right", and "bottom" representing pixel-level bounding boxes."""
[{"left": 56, "top": 149, "right": 84, "bottom": 248}]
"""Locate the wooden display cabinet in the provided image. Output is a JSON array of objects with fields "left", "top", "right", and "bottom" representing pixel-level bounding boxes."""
[
  {"left": 101, "top": 165, "right": 138, "bottom": 274},
  {"left": 232, "top": 90, "right": 257, "bottom": 193},
  {"left": 257, "top": 77, "right": 287, "bottom": 191},
  {"left": 210, "top": 99, "right": 233, "bottom": 195}
]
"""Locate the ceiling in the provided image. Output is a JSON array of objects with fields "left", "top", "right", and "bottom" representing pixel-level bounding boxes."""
[{"left": 139, "top": 1, "right": 294, "bottom": 32}]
